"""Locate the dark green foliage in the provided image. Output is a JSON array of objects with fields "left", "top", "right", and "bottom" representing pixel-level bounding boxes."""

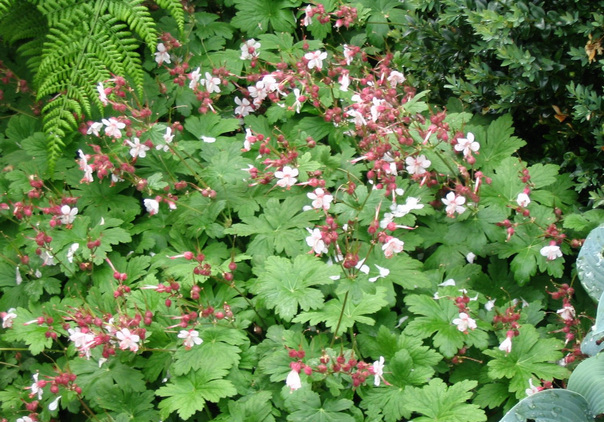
[{"left": 0, "top": 0, "right": 185, "bottom": 173}]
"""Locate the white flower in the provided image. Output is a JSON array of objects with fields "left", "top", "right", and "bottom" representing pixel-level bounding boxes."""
[
  {"left": 292, "top": 88, "right": 304, "bottom": 113},
  {"left": 372, "top": 356, "right": 385, "bottom": 386},
  {"left": 339, "top": 72, "right": 350, "bottom": 91},
  {"left": 144, "top": 198, "right": 160, "bottom": 215},
  {"left": 442, "top": 192, "right": 466, "bottom": 217},
  {"left": 30, "top": 372, "right": 43, "bottom": 400},
  {"left": 304, "top": 50, "right": 328, "bottom": 70},
  {"left": 452, "top": 312, "right": 477, "bottom": 333},
  {"left": 2, "top": 308, "right": 17, "bottom": 328},
  {"left": 78, "top": 149, "right": 94, "bottom": 183},
  {"left": 302, "top": 5, "right": 313, "bottom": 26},
  {"left": 485, "top": 299, "right": 496, "bottom": 311},
  {"left": 405, "top": 154, "right": 431, "bottom": 176},
  {"left": 188, "top": 67, "right": 202, "bottom": 90},
  {"left": 102, "top": 117, "right": 126, "bottom": 139},
  {"left": 157, "top": 127, "right": 175, "bottom": 152},
  {"left": 438, "top": 279, "right": 456, "bottom": 287},
  {"left": 59, "top": 205, "right": 78, "bottom": 225},
  {"left": 116, "top": 328, "right": 140, "bottom": 352},
  {"left": 68, "top": 327, "right": 95, "bottom": 358},
  {"left": 97, "top": 82, "right": 108, "bottom": 106},
  {"left": 202, "top": 72, "right": 221, "bottom": 93},
  {"left": 557, "top": 305, "right": 576, "bottom": 321},
  {"left": 466, "top": 252, "right": 476, "bottom": 263},
  {"left": 275, "top": 166, "right": 298, "bottom": 188},
  {"left": 40, "top": 250, "right": 55, "bottom": 266},
  {"left": 516, "top": 192, "right": 531, "bottom": 207},
  {"left": 498, "top": 335, "right": 513, "bottom": 354},
  {"left": 87, "top": 121, "right": 103, "bottom": 137},
  {"left": 306, "top": 228, "right": 328, "bottom": 255},
  {"left": 126, "top": 137, "right": 150, "bottom": 158},
  {"left": 387, "top": 71, "right": 406, "bottom": 87},
  {"left": 49, "top": 395, "right": 62, "bottom": 411},
  {"left": 306, "top": 188, "right": 333, "bottom": 211},
  {"left": 286, "top": 369, "right": 302, "bottom": 392},
  {"left": 455, "top": 132, "right": 480, "bottom": 157},
  {"left": 382, "top": 237, "right": 404, "bottom": 258},
  {"left": 16, "top": 267, "right": 22, "bottom": 285},
  {"left": 343, "top": 44, "right": 355, "bottom": 65},
  {"left": 155, "top": 43, "right": 171, "bottom": 65},
  {"left": 369, "top": 265, "right": 390, "bottom": 282},
  {"left": 540, "top": 244, "right": 562, "bottom": 261},
  {"left": 240, "top": 39, "right": 261, "bottom": 60},
  {"left": 178, "top": 329, "right": 203, "bottom": 348},
  {"left": 526, "top": 379, "right": 541, "bottom": 396},
  {"left": 201, "top": 135, "right": 216, "bottom": 143},
  {"left": 66, "top": 243, "right": 79, "bottom": 263},
  {"left": 235, "top": 97, "right": 254, "bottom": 116},
  {"left": 17, "top": 417, "right": 34, "bottom": 422}
]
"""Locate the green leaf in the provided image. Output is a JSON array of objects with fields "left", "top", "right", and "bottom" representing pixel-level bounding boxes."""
[
  {"left": 157, "top": 366, "right": 237, "bottom": 420},
  {"left": 251, "top": 254, "right": 338, "bottom": 321},
  {"left": 2, "top": 307, "right": 53, "bottom": 355},
  {"left": 284, "top": 388, "right": 355, "bottom": 422},
  {"left": 500, "top": 389, "right": 593, "bottom": 422},
  {"left": 405, "top": 378, "right": 487, "bottom": 422},
  {"left": 475, "top": 114, "right": 526, "bottom": 171},
  {"left": 293, "top": 286, "right": 389, "bottom": 331},
  {"left": 568, "top": 353, "right": 604, "bottom": 415},
  {"left": 484, "top": 325, "right": 569, "bottom": 399},
  {"left": 361, "top": 386, "right": 412, "bottom": 422},
  {"left": 231, "top": 0, "right": 298, "bottom": 36},
  {"left": 577, "top": 224, "right": 604, "bottom": 301}
]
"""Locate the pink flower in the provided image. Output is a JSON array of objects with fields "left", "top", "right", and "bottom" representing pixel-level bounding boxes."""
[
  {"left": 387, "top": 71, "right": 406, "bottom": 87},
  {"left": 97, "top": 82, "right": 108, "bottom": 106},
  {"left": 155, "top": 43, "right": 171, "bottom": 65},
  {"left": 382, "top": 237, "right": 404, "bottom": 258},
  {"left": 540, "top": 243, "right": 562, "bottom": 261},
  {"left": 178, "top": 329, "right": 203, "bottom": 349},
  {"left": 301, "top": 5, "right": 313, "bottom": 27},
  {"left": 452, "top": 312, "right": 477, "bottom": 333},
  {"left": 557, "top": 305, "right": 576, "bottom": 321},
  {"left": 78, "top": 149, "right": 94, "bottom": 183},
  {"left": 342, "top": 44, "right": 355, "bottom": 65},
  {"left": 102, "top": 117, "right": 126, "bottom": 139},
  {"left": 306, "top": 228, "right": 328, "bottom": 255},
  {"left": 116, "top": 328, "right": 140, "bottom": 352},
  {"left": 304, "top": 50, "right": 328, "bottom": 70},
  {"left": 405, "top": 155, "right": 431, "bottom": 176},
  {"left": 455, "top": 132, "right": 480, "bottom": 157},
  {"left": 442, "top": 192, "right": 466, "bottom": 217},
  {"left": 275, "top": 166, "right": 298, "bottom": 189}
]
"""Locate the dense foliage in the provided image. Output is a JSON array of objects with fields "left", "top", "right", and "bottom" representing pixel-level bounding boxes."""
[{"left": 1, "top": 1, "right": 604, "bottom": 421}]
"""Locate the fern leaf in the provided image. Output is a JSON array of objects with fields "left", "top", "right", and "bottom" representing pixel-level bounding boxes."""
[
  {"left": 0, "top": 1, "right": 46, "bottom": 46},
  {"left": 154, "top": 0, "right": 185, "bottom": 33},
  {"left": 105, "top": 0, "right": 157, "bottom": 49}
]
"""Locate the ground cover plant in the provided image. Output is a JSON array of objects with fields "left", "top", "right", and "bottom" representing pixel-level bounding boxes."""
[{"left": 1, "top": 1, "right": 604, "bottom": 421}]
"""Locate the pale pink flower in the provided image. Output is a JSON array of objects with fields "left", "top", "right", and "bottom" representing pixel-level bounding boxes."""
[
  {"left": 286, "top": 369, "right": 302, "bottom": 391},
  {"left": 49, "top": 395, "right": 62, "bottom": 411},
  {"left": 302, "top": 5, "right": 313, "bottom": 27},
  {"left": 40, "top": 250, "right": 55, "bottom": 266},
  {"left": 275, "top": 166, "right": 298, "bottom": 188},
  {"left": 125, "top": 137, "right": 149, "bottom": 158},
  {"left": 116, "top": 328, "right": 140, "bottom": 352},
  {"left": 102, "top": 118, "right": 126, "bottom": 139},
  {"left": 78, "top": 149, "right": 94, "bottom": 183},
  {"left": 156, "top": 127, "right": 174, "bottom": 152},
  {"left": 442, "top": 192, "right": 466, "bottom": 217},
  {"left": 240, "top": 39, "right": 261, "bottom": 60},
  {"left": 202, "top": 72, "right": 221, "bottom": 93},
  {"left": 306, "top": 228, "right": 328, "bottom": 255},
  {"left": 498, "top": 335, "right": 513, "bottom": 354},
  {"left": 243, "top": 128, "right": 254, "bottom": 151},
  {"left": 540, "top": 243, "right": 562, "bottom": 261},
  {"left": 306, "top": 188, "right": 333, "bottom": 210},
  {"left": 66, "top": 243, "right": 79, "bottom": 264},
  {"left": 16, "top": 267, "right": 22, "bottom": 285},
  {"left": 557, "top": 305, "right": 576, "bottom": 321},
  {"left": 372, "top": 356, "right": 385, "bottom": 386},
  {"left": 516, "top": 192, "right": 531, "bottom": 207},
  {"left": 17, "top": 416, "right": 34, "bottom": 422},
  {"left": 387, "top": 71, "right": 406, "bottom": 87},
  {"left": 452, "top": 312, "right": 477, "bottom": 333},
  {"left": 144, "top": 198, "right": 160, "bottom": 215},
  {"left": 188, "top": 67, "right": 202, "bottom": 90},
  {"left": 1, "top": 308, "right": 17, "bottom": 328},
  {"left": 59, "top": 205, "right": 78, "bottom": 225},
  {"left": 305, "top": 50, "right": 328, "bottom": 70},
  {"left": 29, "top": 372, "right": 44, "bottom": 400},
  {"left": 97, "top": 82, "right": 108, "bottom": 106},
  {"left": 342, "top": 44, "right": 355, "bottom": 65},
  {"left": 525, "top": 379, "right": 542, "bottom": 396},
  {"left": 178, "top": 329, "right": 203, "bottom": 349},
  {"left": 292, "top": 88, "right": 304, "bottom": 113},
  {"left": 155, "top": 43, "right": 171, "bottom": 65},
  {"left": 382, "top": 236, "right": 404, "bottom": 258},
  {"left": 405, "top": 155, "right": 431, "bottom": 176},
  {"left": 87, "top": 121, "right": 103, "bottom": 137},
  {"left": 68, "top": 327, "right": 95, "bottom": 358},
  {"left": 455, "top": 132, "right": 480, "bottom": 157},
  {"left": 235, "top": 97, "right": 254, "bottom": 116},
  {"left": 339, "top": 72, "right": 350, "bottom": 91}
]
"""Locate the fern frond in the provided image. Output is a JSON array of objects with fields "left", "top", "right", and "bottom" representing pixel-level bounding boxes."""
[
  {"left": 0, "top": 1, "right": 46, "bottom": 46},
  {"left": 0, "top": 0, "right": 16, "bottom": 17},
  {"left": 106, "top": 0, "right": 157, "bottom": 49},
  {"left": 154, "top": 0, "right": 185, "bottom": 34}
]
